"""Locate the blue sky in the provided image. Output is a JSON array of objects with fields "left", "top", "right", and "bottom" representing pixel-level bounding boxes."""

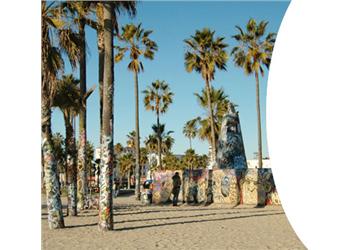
[{"left": 51, "top": 1, "right": 290, "bottom": 159}]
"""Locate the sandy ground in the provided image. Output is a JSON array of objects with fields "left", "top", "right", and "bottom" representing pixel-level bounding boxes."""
[{"left": 42, "top": 193, "right": 305, "bottom": 250}]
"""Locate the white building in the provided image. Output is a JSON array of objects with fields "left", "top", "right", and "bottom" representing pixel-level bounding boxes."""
[{"left": 247, "top": 159, "right": 271, "bottom": 168}]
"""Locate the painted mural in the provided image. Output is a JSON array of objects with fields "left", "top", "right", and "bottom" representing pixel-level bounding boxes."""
[
  {"left": 151, "top": 168, "right": 280, "bottom": 206},
  {"left": 152, "top": 170, "right": 184, "bottom": 204},
  {"left": 213, "top": 169, "right": 240, "bottom": 205},
  {"left": 183, "top": 169, "right": 207, "bottom": 203},
  {"left": 240, "top": 168, "right": 280, "bottom": 205}
]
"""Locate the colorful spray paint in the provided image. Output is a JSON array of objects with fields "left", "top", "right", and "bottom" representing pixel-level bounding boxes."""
[
  {"left": 42, "top": 136, "right": 65, "bottom": 229},
  {"left": 216, "top": 103, "right": 248, "bottom": 170},
  {"left": 98, "top": 135, "right": 114, "bottom": 231},
  {"left": 77, "top": 129, "right": 87, "bottom": 210}
]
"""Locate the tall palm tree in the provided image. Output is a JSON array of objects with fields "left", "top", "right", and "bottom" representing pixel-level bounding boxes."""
[
  {"left": 52, "top": 74, "right": 95, "bottom": 215},
  {"left": 143, "top": 80, "right": 174, "bottom": 169},
  {"left": 41, "top": 1, "right": 80, "bottom": 229},
  {"left": 184, "top": 28, "right": 228, "bottom": 161},
  {"left": 52, "top": 74, "right": 80, "bottom": 216},
  {"left": 67, "top": 1, "right": 92, "bottom": 212},
  {"left": 98, "top": 2, "right": 114, "bottom": 232},
  {"left": 231, "top": 19, "right": 275, "bottom": 168},
  {"left": 183, "top": 119, "right": 198, "bottom": 149},
  {"left": 115, "top": 23, "right": 158, "bottom": 200},
  {"left": 93, "top": 2, "right": 136, "bottom": 147}
]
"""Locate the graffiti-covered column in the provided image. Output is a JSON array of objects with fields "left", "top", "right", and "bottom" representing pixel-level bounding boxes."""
[
  {"left": 77, "top": 15, "right": 88, "bottom": 211},
  {"left": 77, "top": 128, "right": 87, "bottom": 211},
  {"left": 98, "top": 1, "right": 114, "bottom": 232},
  {"left": 42, "top": 99, "right": 65, "bottom": 229},
  {"left": 216, "top": 103, "right": 248, "bottom": 170},
  {"left": 65, "top": 119, "right": 78, "bottom": 216}
]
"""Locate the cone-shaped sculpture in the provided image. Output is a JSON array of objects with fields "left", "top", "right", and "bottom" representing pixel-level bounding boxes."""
[{"left": 216, "top": 103, "right": 248, "bottom": 170}]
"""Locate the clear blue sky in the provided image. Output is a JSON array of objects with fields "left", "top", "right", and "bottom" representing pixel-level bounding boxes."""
[{"left": 52, "top": 1, "right": 290, "bottom": 159}]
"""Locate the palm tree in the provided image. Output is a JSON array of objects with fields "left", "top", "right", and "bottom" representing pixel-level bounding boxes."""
[
  {"left": 119, "top": 153, "right": 135, "bottom": 190},
  {"left": 182, "top": 149, "right": 199, "bottom": 170},
  {"left": 126, "top": 130, "right": 136, "bottom": 149},
  {"left": 163, "top": 153, "right": 181, "bottom": 171},
  {"left": 93, "top": 2, "right": 136, "bottom": 147},
  {"left": 184, "top": 28, "right": 228, "bottom": 161},
  {"left": 41, "top": 1, "right": 80, "bottom": 229},
  {"left": 98, "top": 2, "right": 114, "bottom": 232},
  {"left": 183, "top": 119, "right": 198, "bottom": 149},
  {"left": 144, "top": 134, "right": 158, "bottom": 154},
  {"left": 86, "top": 141, "right": 95, "bottom": 189},
  {"left": 114, "top": 143, "right": 124, "bottom": 156},
  {"left": 115, "top": 23, "right": 158, "bottom": 200},
  {"left": 140, "top": 147, "right": 148, "bottom": 178},
  {"left": 195, "top": 87, "right": 230, "bottom": 147},
  {"left": 51, "top": 133, "right": 65, "bottom": 181},
  {"left": 52, "top": 74, "right": 95, "bottom": 215},
  {"left": 52, "top": 74, "right": 81, "bottom": 216},
  {"left": 231, "top": 19, "right": 275, "bottom": 168},
  {"left": 144, "top": 124, "right": 175, "bottom": 159},
  {"left": 186, "top": 87, "right": 230, "bottom": 159},
  {"left": 143, "top": 80, "right": 174, "bottom": 169},
  {"left": 66, "top": 1, "right": 92, "bottom": 212}
]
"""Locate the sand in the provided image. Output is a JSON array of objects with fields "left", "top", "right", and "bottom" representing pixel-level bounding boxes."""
[{"left": 42, "top": 193, "right": 305, "bottom": 250}]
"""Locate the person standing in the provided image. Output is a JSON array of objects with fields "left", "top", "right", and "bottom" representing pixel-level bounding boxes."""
[{"left": 172, "top": 172, "right": 181, "bottom": 206}]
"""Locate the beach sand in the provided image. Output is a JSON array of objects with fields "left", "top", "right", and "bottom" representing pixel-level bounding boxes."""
[{"left": 42, "top": 193, "right": 305, "bottom": 250}]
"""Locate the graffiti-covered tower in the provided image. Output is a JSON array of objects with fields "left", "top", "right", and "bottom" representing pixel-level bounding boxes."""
[{"left": 216, "top": 102, "right": 248, "bottom": 170}]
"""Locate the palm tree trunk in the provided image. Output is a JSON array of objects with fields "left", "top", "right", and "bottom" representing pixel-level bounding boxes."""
[
  {"left": 134, "top": 71, "right": 141, "bottom": 200},
  {"left": 255, "top": 72, "right": 263, "bottom": 168},
  {"left": 205, "top": 76, "right": 216, "bottom": 162},
  {"left": 156, "top": 110, "right": 162, "bottom": 170},
  {"left": 127, "top": 170, "right": 131, "bottom": 189},
  {"left": 98, "top": 2, "right": 114, "bottom": 231},
  {"left": 97, "top": 5, "right": 104, "bottom": 148},
  {"left": 42, "top": 95, "right": 65, "bottom": 229},
  {"left": 189, "top": 137, "right": 192, "bottom": 150},
  {"left": 77, "top": 19, "right": 87, "bottom": 211},
  {"left": 64, "top": 114, "right": 77, "bottom": 216},
  {"left": 205, "top": 75, "right": 215, "bottom": 204}
]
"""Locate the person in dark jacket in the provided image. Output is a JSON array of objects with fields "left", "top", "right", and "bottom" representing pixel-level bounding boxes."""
[{"left": 172, "top": 172, "right": 181, "bottom": 206}]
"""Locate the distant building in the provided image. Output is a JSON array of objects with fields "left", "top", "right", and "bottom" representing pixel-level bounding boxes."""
[
  {"left": 247, "top": 159, "right": 271, "bottom": 168},
  {"left": 94, "top": 147, "right": 101, "bottom": 160}
]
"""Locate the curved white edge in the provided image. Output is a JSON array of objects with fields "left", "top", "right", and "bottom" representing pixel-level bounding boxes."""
[{"left": 267, "top": 0, "right": 350, "bottom": 249}]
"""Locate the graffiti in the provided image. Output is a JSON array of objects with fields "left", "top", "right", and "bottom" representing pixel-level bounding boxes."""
[
  {"left": 216, "top": 103, "right": 248, "bottom": 170},
  {"left": 77, "top": 129, "right": 87, "bottom": 211},
  {"left": 67, "top": 153, "right": 77, "bottom": 216},
  {"left": 239, "top": 168, "right": 281, "bottom": 206},
  {"left": 213, "top": 169, "right": 240, "bottom": 205},
  {"left": 98, "top": 135, "right": 114, "bottom": 231},
  {"left": 42, "top": 136, "right": 65, "bottom": 229},
  {"left": 150, "top": 168, "right": 280, "bottom": 206},
  {"left": 184, "top": 169, "right": 207, "bottom": 203},
  {"left": 152, "top": 171, "right": 183, "bottom": 204}
]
